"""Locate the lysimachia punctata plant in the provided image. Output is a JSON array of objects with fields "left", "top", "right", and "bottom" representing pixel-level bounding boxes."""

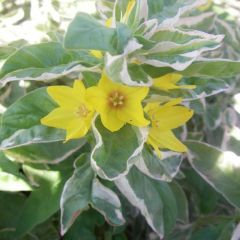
[{"left": 1, "top": 0, "right": 240, "bottom": 239}]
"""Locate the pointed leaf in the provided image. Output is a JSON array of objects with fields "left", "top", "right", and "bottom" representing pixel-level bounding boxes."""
[
  {"left": 64, "top": 13, "right": 116, "bottom": 53},
  {"left": 0, "top": 88, "right": 65, "bottom": 150},
  {"left": 61, "top": 154, "right": 125, "bottom": 235},
  {"left": 186, "top": 141, "right": 240, "bottom": 208},
  {"left": 4, "top": 139, "right": 86, "bottom": 164},
  {"left": 135, "top": 146, "right": 182, "bottom": 181},
  {"left": 91, "top": 117, "right": 147, "bottom": 180},
  {"left": 115, "top": 166, "right": 177, "bottom": 238},
  {"left": 0, "top": 42, "right": 98, "bottom": 87},
  {"left": 181, "top": 59, "right": 240, "bottom": 77}
]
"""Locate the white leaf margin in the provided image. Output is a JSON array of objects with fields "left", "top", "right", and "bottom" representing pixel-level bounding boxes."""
[
  {"left": 135, "top": 151, "right": 183, "bottom": 182},
  {"left": 115, "top": 174, "right": 164, "bottom": 239},
  {"left": 91, "top": 115, "right": 149, "bottom": 180},
  {"left": 158, "top": 0, "right": 208, "bottom": 28},
  {"left": 186, "top": 140, "right": 240, "bottom": 209},
  {"left": 0, "top": 63, "right": 100, "bottom": 88}
]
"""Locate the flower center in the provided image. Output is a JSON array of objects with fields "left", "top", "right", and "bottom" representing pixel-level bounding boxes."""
[
  {"left": 150, "top": 113, "right": 160, "bottom": 128},
  {"left": 108, "top": 91, "right": 126, "bottom": 108},
  {"left": 75, "top": 104, "right": 90, "bottom": 118},
  {"left": 152, "top": 120, "right": 160, "bottom": 128}
]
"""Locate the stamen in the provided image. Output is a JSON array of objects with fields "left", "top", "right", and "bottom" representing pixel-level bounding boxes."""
[
  {"left": 108, "top": 91, "right": 126, "bottom": 108},
  {"left": 75, "top": 104, "right": 90, "bottom": 117}
]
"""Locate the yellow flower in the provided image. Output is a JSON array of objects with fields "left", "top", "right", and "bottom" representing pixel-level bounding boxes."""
[
  {"left": 105, "top": 17, "right": 112, "bottom": 27},
  {"left": 41, "top": 80, "right": 95, "bottom": 141},
  {"left": 153, "top": 73, "right": 196, "bottom": 91},
  {"left": 90, "top": 50, "right": 103, "bottom": 59},
  {"left": 122, "top": 0, "right": 136, "bottom": 22},
  {"left": 145, "top": 99, "right": 193, "bottom": 157},
  {"left": 86, "top": 73, "right": 149, "bottom": 132}
]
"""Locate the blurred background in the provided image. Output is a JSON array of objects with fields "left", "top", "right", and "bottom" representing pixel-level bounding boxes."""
[{"left": 0, "top": 0, "right": 96, "bottom": 45}]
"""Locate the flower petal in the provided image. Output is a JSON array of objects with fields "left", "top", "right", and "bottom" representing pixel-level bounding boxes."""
[
  {"left": 152, "top": 106, "right": 193, "bottom": 130},
  {"left": 65, "top": 119, "right": 88, "bottom": 141},
  {"left": 149, "top": 129, "right": 187, "bottom": 152},
  {"left": 117, "top": 101, "right": 149, "bottom": 127},
  {"left": 73, "top": 80, "right": 86, "bottom": 93},
  {"left": 40, "top": 107, "right": 75, "bottom": 129},
  {"left": 47, "top": 86, "right": 81, "bottom": 107},
  {"left": 122, "top": 86, "right": 149, "bottom": 101},
  {"left": 98, "top": 73, "right": 121, "bottom": 93},
  {"left": 164, "top": 98, "right": 182, "bottom": 107},
  {"left": 153, "top": 73, "right": 195, "bottom": 91},
  {"left": 100, "top": 108, "right": 124, "bottom": 132},
  {"left": 147, "top": 136, "right": 162, "bottom": 158},
  {"left": 86, "top": 86, "right": 107, "bottom": 113}
]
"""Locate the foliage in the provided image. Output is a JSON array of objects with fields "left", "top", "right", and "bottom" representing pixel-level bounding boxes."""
[{"left": 0, "top": 0, "right": 240, "bottom": 239}]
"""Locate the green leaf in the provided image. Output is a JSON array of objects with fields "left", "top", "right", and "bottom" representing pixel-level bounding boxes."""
[
  {"left": 176, "top": 12, "right": 215, "bottom": 33},
  {"left": 127, "top": 64, "right": 153, "bottom": 85},
  {"left": 0, "top": 152, "right": 32, "bottom": 191},
  {"left": 13, "top": 165, "right": 70, "bottom": 238},
  {"left": 4, "top": 139, "right": 86, "bottom": 164},
  {"left": 0, "top": 192, "right": 26, "bottom": 239},
  {"left": 147, "top": 0, "right": 164, "bottom": 18},
  {"left": 114, "top": 23, "right": 133, "bottom": 54},
  {"left": 61, "top": 154, "right": 125, "bottom": 235},
  {"left": 189, "top": 220, "right": 234, "bottom": 240},
  {"left": 113, "top": 0, "right": 132, "bottom": 23},
  {"left": 150, "top": 77, "right": 230, "bottom": 101},
  {"left": 169, "top": 182, "right": 189, "bottom": 224},
  {"left": 0, "top": 82, "right": 25, "bottom": 107},
  {"left": 148, "top": 0, "right": 206, "bottom": 26},
  {"left": 0, "top": 42, "right": 96, "bottom": 87},
  {"left": 0, "top": 39, "right": 27, "bottom": 60},
  {"left": 22, "top": 219, "right": 60, "bottom": 240},
  {"left": 115, "top": 166, "right": 177, "bottom": 238},
  {"left": 138, "top": 29, "right": 223, "bottom": 71},
  {"left": 183, "top": 168, "right": 218, "bottom": 214},
  {"left": 61, "top": 156, "right": 93, "bottom": 234},
  {"left": 181, "top": 59, "right": 240, "bottom": 77},
  {"left": 104, "top": 39, "right": 148, "bottom": 86},
  {"left": 204, "top": 102, "right": 222, "bottom": 129},
  {"left": 0, "top": 42, "right": 70, "bottom": 77},
  {"left": 91, "top": 178, "right": 125, "bottom": 225},
  {"left": 135, "top": 146, "right": 183, "bottom": 181},
  {"left": 0, "top": 88, "right": 65, "bottom": 150},
  {"left": 91, "top": 117, "right": 145, "bottom": 180},
  {"left": 186, "top": 141, "right": 240, "bottom": 208},
  {"left": 185, "top": 77, "right": 229, "bottom": 100},
  {"left": 63, "top": 209, "right": 104, "bottom": 240},
  {"left": 64, "top": 13, "right": 116, "bottom": 53}
]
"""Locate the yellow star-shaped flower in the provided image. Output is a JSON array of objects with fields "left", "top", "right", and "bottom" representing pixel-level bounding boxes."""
[
  {"left": 145, "top": 99, "right": 193, "bottom": 157},
  {"left": 86, "top": 73, "right": 149, "bottom": 132},
  {"left": 153, "top": 73, "right": 196, "bottom": 91},
  {"left": 41, "top": 80, "right": 95, "bottom": 141}
]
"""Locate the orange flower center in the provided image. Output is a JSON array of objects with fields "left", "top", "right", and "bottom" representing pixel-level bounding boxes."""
[
  {"left": 75, "top": 104, "right": 90, "bottom": 118},
  {"left": 108, "top": 91, "right": 126, "bottom": 108}
]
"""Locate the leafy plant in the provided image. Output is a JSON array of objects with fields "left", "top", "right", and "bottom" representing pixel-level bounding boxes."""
[{"left": 0, "top": 0, "right": 240, "bottom": 239}]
